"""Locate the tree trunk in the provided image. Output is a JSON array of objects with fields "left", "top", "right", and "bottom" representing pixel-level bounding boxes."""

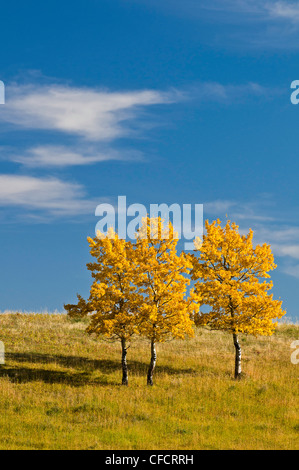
[
  {"left": 0, "top": 341, "right": 4, "bottom": 366},
  {"left": 147, "top": 340, "right": 157, "bottom": 386},
  {"left": 121, "top": 338, "right": 128, "bottom": 386},
  {"left": 233, "top": 333, "right": 242, "bottom": 379}
]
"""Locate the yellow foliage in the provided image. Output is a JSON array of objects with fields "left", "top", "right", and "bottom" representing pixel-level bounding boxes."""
[
  {"left": 191, "top": 219, "right": 286, "bottom": 336},
  {"left": 133, "top": 217, "right": 198, "bottom": 343},
  {"left": 65, "top": 219, "right": 198, "bottom": 345},
  {"left": 65, "top": 229, "right": 142, "bottom": 341}
]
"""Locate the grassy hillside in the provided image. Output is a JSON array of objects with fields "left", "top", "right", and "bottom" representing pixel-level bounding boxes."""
[{"left": 0, "top": 313, "right": 298, "bottom": 450}]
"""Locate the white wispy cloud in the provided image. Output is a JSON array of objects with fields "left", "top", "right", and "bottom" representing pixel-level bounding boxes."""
[
  {"left": 0, "top": 79, "right": 272, "bottom": 222},
  {"left": 0, "top": 83, "right": 162, "bottom": 217},
  {"left": 1, "top": 84, "right": 178, "bottom": 141},
  {"left": 161, "top": 0, "right": 299, "bottom": 22},
  {"left": 204, "top": 197, "right": 299, "bottom": 279},
  {"left": 190, "top": 82, "right": 271, "bottom": 104},
  {"left": 129, "top": 0, "right": 299, "bottom": 20},
  {"left": 282, "top": 264, "right": 299, "bottom": 279},
  {"left": 256, "top": 226, "right": 299, "bottom": 262},
  {"left": 267, "top": 2, "right": 299, "bottom": 22},
  {"left": 0, "top": 81, "right": 272, "bottom": 168},
  {"left": 258, "top": 226, "right": 299, "bottom": 279},
  {"left": 10, "top": 145, "right": 143, "bottom": 167},
  {"left": 0, "top": 174, "right": 100, "bottom": 216},
  {"left": 128, "top": 0, "right": 299, "bottom": 47},
  {"left": 204, "top": 198, "right": 276, "bottom": 222},
  {"left": 273, "top": 244, "right": 299, "bottom": 259},
  {"left": 201, "top": 0, "right": 299, "bottom": 21},
  {"left": 209, "top": 0, "right": 299, "bottom": 27}
]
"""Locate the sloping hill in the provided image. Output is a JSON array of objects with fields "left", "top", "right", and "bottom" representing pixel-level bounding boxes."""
[{"left": 0, "top": 313, "right": 298, "bottom": 450}]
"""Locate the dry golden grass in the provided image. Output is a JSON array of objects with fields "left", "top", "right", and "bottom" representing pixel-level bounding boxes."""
[{"left": 0, "top": 313, "right": 298, "bottom": 450}]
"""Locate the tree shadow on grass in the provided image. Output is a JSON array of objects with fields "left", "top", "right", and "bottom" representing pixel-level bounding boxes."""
[
  {"left": 0, "top": 366, "right": 104, "bottom": 387},
  {"left": 7, "top": 352, "right": 123, "bottom": 372},
  {"left": 1, "top": 352, "right": 195, "bottom": 386}
]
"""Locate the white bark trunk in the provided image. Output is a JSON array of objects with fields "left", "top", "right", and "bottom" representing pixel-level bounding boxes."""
[
  {"left": 147, "top": 340, "right": 157, "bottom": 386},
  {"left": 233, "top": 333, "right": 242, "bottom": 379},
  {"left": 121, "top": 338, "right": 128, "bottom": 386}
]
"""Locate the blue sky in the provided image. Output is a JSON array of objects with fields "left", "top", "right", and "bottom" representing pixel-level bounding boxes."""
[{"left": 0, "top": 0, "right": 299, "bottom": 319}]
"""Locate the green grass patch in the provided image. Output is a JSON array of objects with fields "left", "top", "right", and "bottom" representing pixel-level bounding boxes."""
[{"left": 0, "top": 313, "right": 298, "bottom": 450}]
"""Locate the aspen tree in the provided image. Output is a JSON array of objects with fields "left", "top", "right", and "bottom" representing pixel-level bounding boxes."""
[
  {"left": 134, "top": 217, "right": 198, "bottom": 385},
  {"left": 191, "top": 219, "right": 286, "bottom": 379},
  {"left": 65, "top": 228, "right": 141, "bottom": 386}
]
